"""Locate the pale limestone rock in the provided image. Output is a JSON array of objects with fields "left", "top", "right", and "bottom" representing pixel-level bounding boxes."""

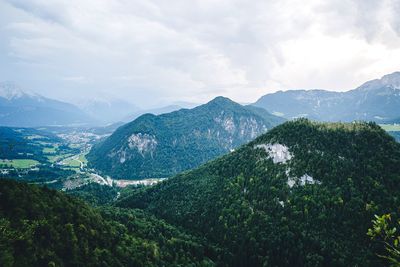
[
  {"left": 254, "top": 143, "right": 293, "bottom": 164},
  {"left": 128, "top": 133, "right": 157, "bottom": 155}
]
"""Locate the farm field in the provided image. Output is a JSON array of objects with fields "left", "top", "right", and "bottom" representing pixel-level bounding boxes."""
[
  {"left": 379, "top": 124, "right": 400, "bottom": 131},
  {"left": 43, "top": 144, "right": 59, "bottom": 154},
  {"left": 0, "top": 159, "right": 40, "bottom": 169}
]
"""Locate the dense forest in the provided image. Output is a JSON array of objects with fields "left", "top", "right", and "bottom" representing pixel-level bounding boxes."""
[
  {"left": 118, "top": 119, "right": 400, "bottom": 267},
  {"left": 66, "top": 183, "right": 120, "bottom": 206},
  {"left": 0, "top": 179, "right": 221, "bottom": 266},
  {"left": 87, "top": 97, "right": 285, "bottom": 179}
]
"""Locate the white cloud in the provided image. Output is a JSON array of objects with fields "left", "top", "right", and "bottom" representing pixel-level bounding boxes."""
[{"left": 0, "top": 0, "right": 400, "bottom": 106}]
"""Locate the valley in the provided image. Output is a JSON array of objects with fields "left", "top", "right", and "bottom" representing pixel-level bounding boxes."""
[{"left": 0, "top": 126, "right": 166, "bottom": 194}]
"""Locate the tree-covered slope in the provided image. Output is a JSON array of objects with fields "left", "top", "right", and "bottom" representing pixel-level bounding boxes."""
[
  {"left": 0, "top": 179, "right": 220, "bottom": 266},
  {"left": 87, "top": 96, "right": 284, "bottom": 178},
  {"left": 118, "top": 119, "right": 400, "bottom": 267}
]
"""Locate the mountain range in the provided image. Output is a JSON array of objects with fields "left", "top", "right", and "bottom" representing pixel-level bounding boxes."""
[
  {"left": 0, "top": 82, "right": 201, "bottom": 127},
  {"left": 0, "top": 82, "right": 93, "bottom": 127},
  {"left": 87, "top": 96, "right": 285, "bottom": 178},
  {"left": 253, "top": 72, "right": 400, "bottom": 122},
  {"left": 2, "top": 72, "right": 400, "bottom": 127}
]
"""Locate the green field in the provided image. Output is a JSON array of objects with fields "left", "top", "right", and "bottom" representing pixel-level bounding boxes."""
[
  {"left": 43, "top": 146, "right": 57, "bottom": 154},
  {"left": 47, "top": 153, "right": 73, "bottom": 163},
  {"left": 0, "top": 159, "right": 40, "bottom": 169},
  {"left": 62, "top": 158, "right": 82, "bottom": 168},
  {"left": 379, "top": 124, "right": 400, "bottom": 131},
  {"left": 78, "top": 154, "right": 88, "bottom": 165}
]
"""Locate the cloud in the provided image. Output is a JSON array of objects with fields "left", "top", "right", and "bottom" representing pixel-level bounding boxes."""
[{"left": 0, "top": 0, "right": 400, "bottom": 106}]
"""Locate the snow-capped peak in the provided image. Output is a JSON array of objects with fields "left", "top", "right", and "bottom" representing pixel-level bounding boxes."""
[{"left": 0, "top": 82, "right": 39, "bottom": 100}]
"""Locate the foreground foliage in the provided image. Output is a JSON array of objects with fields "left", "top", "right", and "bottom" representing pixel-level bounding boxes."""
[
  {"left": 368, "top": 214, "right": 400, "bottom": 266},
  {"left": 0, "top": 179, "right": 219, "bottom": 267}
]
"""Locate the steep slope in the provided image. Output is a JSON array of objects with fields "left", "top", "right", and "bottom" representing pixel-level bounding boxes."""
[
  {"left": 118, "top": 119, "right": 400, "bottom": 267},
  {"left": 253, "top": 72, "right": 400, "bottom": 122},
  {"left": 87, "top": 96, "right": 285, "bottom": 178},
  {"left": 0, "top": 179, "right": 220, "bottom": 266},
  {"left": 0, "top": 82, "right": 93, "bottom": 127}
]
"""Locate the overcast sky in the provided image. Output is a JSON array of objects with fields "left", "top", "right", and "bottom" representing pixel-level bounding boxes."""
[{"left": 1, "top": 0, "right": 400, "bottom": 108}]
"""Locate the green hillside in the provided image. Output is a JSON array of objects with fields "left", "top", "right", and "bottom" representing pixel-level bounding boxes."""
[
  {"left": 87, "top": 97, "right": 284, "bottom": 179},
  {"left": 0, "top": 179, "right": 220, "bottom": 266},
  {"left": 118, "top": 119, "right": 400, "bottom": 267}
]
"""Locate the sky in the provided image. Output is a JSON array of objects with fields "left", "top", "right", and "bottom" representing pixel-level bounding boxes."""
[{"left": 1, "top": 0, "right": 400, "bottom": 108}]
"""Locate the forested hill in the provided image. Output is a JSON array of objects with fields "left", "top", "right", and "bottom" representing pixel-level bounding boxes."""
[
  {"left": 118, "top": 119, "right": 400, "bottom": 267},
  {"left": 87, "top": 96, "right": 285, "bottom": 178},
  {"left": 0, "top": 179, "right": 221, "bottom": 266}
]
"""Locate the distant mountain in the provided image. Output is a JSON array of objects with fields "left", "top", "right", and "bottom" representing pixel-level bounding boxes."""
[
  {"left": 0, "top": 82, "right": 93, "bottom": 127},
  {"left": 80, "top": 98, "right": 139, "bottom": 123},
  {"left": 253, "top": 72, "right": 400, "bottom": 122},
  {"left": 87, "top": 96, "right": 285, "bottom": 178},
  {"left": 118, "top": 119, "right": 400, "bottom": 266}
]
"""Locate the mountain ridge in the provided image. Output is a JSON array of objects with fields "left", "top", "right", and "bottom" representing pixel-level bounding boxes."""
[
  {"left": 253, "top": 72, "right": 400, "bottom": 122},
  {"left": 87, "top": 96, "right": 285, "bottom": 178}
]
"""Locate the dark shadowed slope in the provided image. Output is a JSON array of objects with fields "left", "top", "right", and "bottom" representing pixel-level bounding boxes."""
[{"left": 0, "top": 179, "right": 221, "bottom": 266}]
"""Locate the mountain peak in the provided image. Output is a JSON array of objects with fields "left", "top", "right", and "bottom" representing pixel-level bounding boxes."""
[
  {"left": 207, "top": 96, "right": 237, "bottom": 106},
  {"left": 380, "top": 71, "right": 400, "bottom": 89},
  {"left": 0, "top": 81, "right": 38, "bottom": 100},
  {"left": 357, "top": 71, "right": 400, "bottom": 91}
]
